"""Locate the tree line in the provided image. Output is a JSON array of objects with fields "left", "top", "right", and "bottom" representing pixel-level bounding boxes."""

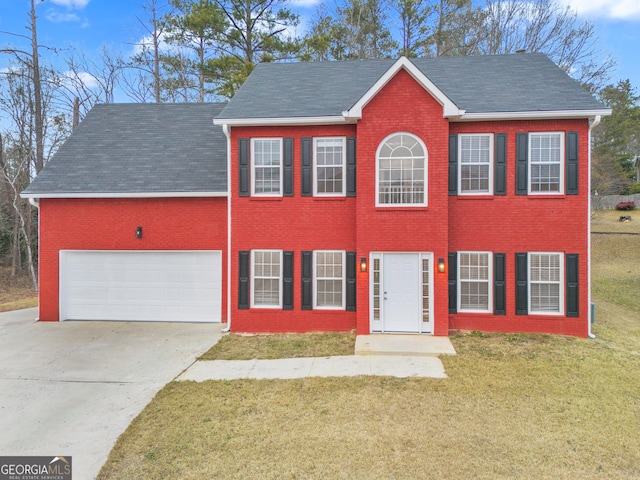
[{"left": 0, "top": 0, "right": 638, "bottom": 286}]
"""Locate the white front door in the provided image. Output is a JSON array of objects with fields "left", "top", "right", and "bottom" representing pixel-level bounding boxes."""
[{"left": 370, "top": 252, "right": 433, "bottom": 334}]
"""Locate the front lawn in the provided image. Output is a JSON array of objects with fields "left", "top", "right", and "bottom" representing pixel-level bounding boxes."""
[{"left": 97, "top": 228, "right": 640, "bottom": 479}]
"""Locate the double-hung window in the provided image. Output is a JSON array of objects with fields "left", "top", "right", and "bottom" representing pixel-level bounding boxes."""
[
  {"left": 252, "top": 138, "right": 282, "bottom": 195},
  {"left": 314, "top": 137, "right": 346, "bottom": 196},
  {"left": 529, "top": 252, "right": 563, "bottom": 314},
  {"left": 529, "top": 133, "right": 564, "bottom": 194},
  {"left": 314, "top": 250, "right": 345, "bottom": 309},
  {"left": 251, "top": 250, "right": 282, "bottom": 308},
  {"left": 377, "top": 133, "right": 427, "bottom": 206},
  {"left": 459, "top": 134, "right": 492, "bottom": 194},
  {"left": 458, "top": 252, "right": 491, "bottom": 312}
]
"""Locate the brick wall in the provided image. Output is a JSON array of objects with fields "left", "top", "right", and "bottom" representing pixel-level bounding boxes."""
[
  {"left": 38, "top": 197, "right": 227, "bottom": 322},
  {"left": 448, "top": 119, "right": 591, "bottom": 337}
]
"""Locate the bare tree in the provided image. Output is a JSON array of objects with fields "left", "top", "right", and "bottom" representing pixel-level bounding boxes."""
[
  {"left": 127, "top": 0, "right": 169, "bottom": 102},
  {"left": 63, "top": 46, "right": 125, "bottom": 116},
  {"left": 478, "top": 0, "right": 614, "bottom": 90},
  {"left": 0, "top": 133, "right": 37, "bottom": 289}
]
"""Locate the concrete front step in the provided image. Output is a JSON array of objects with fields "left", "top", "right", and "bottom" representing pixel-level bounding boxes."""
[{"left": 355, "top": 334, "right": 456, "bottom": 357}]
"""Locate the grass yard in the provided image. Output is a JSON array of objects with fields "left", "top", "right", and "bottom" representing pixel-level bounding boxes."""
[
  {"left": 199, "top": 331, "right": 356, "bottom": 360},
  {"left": 97, "top": 217, "right": 640, "bottom": 480}
]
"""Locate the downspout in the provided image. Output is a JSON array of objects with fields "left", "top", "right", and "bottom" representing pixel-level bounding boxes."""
[
  {"left": 28, "top": 197, "right": 40, "bottom": 321},
  {"left": 587, "top": 115, "right": 602, "bottom": 339},
  {"left": 222, "top": 123, "right": 232, "bottom": 333}
]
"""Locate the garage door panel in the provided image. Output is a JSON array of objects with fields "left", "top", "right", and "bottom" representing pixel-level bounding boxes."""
[{"left": 60, "top": 251, "right": 221, "bottom": 322}]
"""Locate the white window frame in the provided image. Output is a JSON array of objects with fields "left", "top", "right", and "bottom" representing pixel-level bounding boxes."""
[
  {"left": 251, "top": 250, "right": 282, "bottom": 308},
  {"left": 376, "top": 132, "right": 428, "bottom": 207},
  {"left": 528, "top": 252, "right": 564, "bottom": 315},
  {"left": 457, "top": 251, "right": 492, "bottom": 313},
  {"left": 458, "top": 134, "right": 493, "bottom": 195},
  {"left": 313, "top": 250, "right": 346, "bottom": 310},
  {"left": 251, "top": 138, "right": 283, "bottom": 196},
  {"left": 313, "top": 137, "right": 346, "bottom": 196},
  {"left": 528, "top": 132, "right": 564, "bottom": 195}
]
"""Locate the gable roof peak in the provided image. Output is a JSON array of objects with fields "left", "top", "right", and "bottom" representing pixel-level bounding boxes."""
[{"left": 342, "top": 56, "right": 464, "bottom": 120}]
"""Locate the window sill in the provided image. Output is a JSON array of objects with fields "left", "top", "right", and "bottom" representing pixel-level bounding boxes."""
[
  {"left": 375, "top": 206, "right": 429, "bottom": 212},
  {"left": 248, "top": 197, "right": 284, "bottom": 202},
  {"left": 526, "top": 194, "right": 566, "bottom": 199},
  {"left": 312, "top": 196, "right": 348, "bottom": 202},
  {"left": 455, "top": 195, "right": 494, "bottom": 201}
]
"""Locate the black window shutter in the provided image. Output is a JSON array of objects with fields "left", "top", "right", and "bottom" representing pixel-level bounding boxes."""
[
  {"left": 516, "top": 133, "right": 528, "bottom": 195},
  {"left": 494, "top": 133, "right": 507, "bottom": 195},
  {"left": 566, "top": 132, "right": 579, "bottom": 195},
  {"left": 515, "top": 252, "right": 528, "bottom": 315},
  {"left": 448, "top": 135, "right": 458, "bottom": 196},
  {"left": 346, "top": 252, "right": 356, "bottom": 311},
  {"left": 301, "top": 138, "right": 313, "bottom": 196},
  {"left": 566, "top": 253, "right": 579, "bottom": 317},
  {"left": 494, "top": 253, "right": 506, "bottom": 315},
  {"left": 283, "top": 251, "right": 294, "bottom": 310},
  {"left": 239, "top": 138, "right": 250, "bottom": 197},
  {"left": 301, "top": 251, "right": 313, "bottom": 309},
  {"left": 448, "top": 252, "right": 457, "bottom": 314},
  {"left": 283, "top": 138, "right": 294, "bottom": 197},
  {"left": 346, "top": 137, "right": 356, "bottom": 197},
  {"left": 238, "top": 250, "right": 250, "bottom": 309}
]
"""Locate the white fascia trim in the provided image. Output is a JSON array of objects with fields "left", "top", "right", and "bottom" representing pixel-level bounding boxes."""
[
  {"left": 213, "top": 116, "right": 351, "bottom": 127},
  {"left": 343, "top": 56, "right": 464, "bottom": 120},
  {"left": 456, "top": 109, "right": 612, "bottom": 122},
  {"left": 20, "top": 191, "right": 228, "bottom": 199}
]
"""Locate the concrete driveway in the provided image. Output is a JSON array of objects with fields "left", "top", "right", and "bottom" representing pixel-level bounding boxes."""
[{"left": 0, "top": 308, "right": 222, "bottom": 480}]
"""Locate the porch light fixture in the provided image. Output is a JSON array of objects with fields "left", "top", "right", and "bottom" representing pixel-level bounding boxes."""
[
  {"left": 136, "top": 226, "right": 143, "bottom": 239},
  {"left": 437, "top": 258, "right": 446, "bottom": 273},
  {"left": 360, "top": 257, "right": 367, "bottom": 273}
]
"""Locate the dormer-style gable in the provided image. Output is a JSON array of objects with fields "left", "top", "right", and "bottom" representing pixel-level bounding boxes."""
[{"left": 342, "top": 57, "right": 464, "bottom": 120}]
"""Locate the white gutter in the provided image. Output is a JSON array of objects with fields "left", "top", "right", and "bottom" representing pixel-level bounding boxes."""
[
  {"left": 20, "top": 191, "right": 227, "bottom": 199},
  {"left": 587, "top": 115, "right": 602, "bottom": 339},
  {"left": 214, "top": 116, "right": 350, "bottom": 127},
  {"left": 28, "top": 197, "right": 40, "bottom": 321},
  {"left": 457, "top": 109, "right": 612, "bottom": 122},
  {"left": 214, "top": 108, "right": 612, "bottom": 128},
  {"left": 222, "top": 123, "right": 232, "bottom": 333}
]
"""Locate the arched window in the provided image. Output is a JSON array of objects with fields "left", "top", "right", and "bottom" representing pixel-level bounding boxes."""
[{"left": 376, "top": 133, "right": 427, "bottom": 206}]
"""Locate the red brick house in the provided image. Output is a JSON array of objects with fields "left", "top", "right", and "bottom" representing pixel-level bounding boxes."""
[{"left": 22, "top": 54, "right": 610, "bottom": 337}]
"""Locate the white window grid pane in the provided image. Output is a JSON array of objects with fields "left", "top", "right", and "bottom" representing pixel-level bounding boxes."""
[
  {"left": 372, "top": 258, "right": 381, "bottom": 321},
  {"left": 530, "top": 133, "right": 562, "bottom": 193},
  {"left": 531, "top": 283, "right": 560, "bottom": 312},
  {"left": 315, "top": 138, "right": 345, "bottom": 195},
  {"left": 378, "top": 134, "right": 426, "bottom": 205},
  {"left": 421, "top": 257, "right": 430, "bottom": 322},
  {"left": 459, "top": 252, "right": 490, "bottom": 311},
  {"left": 315, "top": 251, "right": 344, "bottom": 308},
  {"left": 253, "top": 251, "right": 281, "bottom": 307},
  {"left": 253, "top": 139, "right": 282, "bottom": 194},
  {"left": 529, "top": 253, "right": 561, "bottom": 313},
  {"left": 460, "top": 135, "right": 491, "bottom": 194}
]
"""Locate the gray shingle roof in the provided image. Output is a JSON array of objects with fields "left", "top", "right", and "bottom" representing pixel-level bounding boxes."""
[
  {"left": 23, "top": 103, "right": 227, "bottom": 197},
  {"left": 217, "top": 53, "right": 606, "bottom": 120}
]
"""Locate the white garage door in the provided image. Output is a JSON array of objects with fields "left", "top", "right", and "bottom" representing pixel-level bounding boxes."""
[{"left": 60, "top": 250, "right": 221, "bottom": 322}]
